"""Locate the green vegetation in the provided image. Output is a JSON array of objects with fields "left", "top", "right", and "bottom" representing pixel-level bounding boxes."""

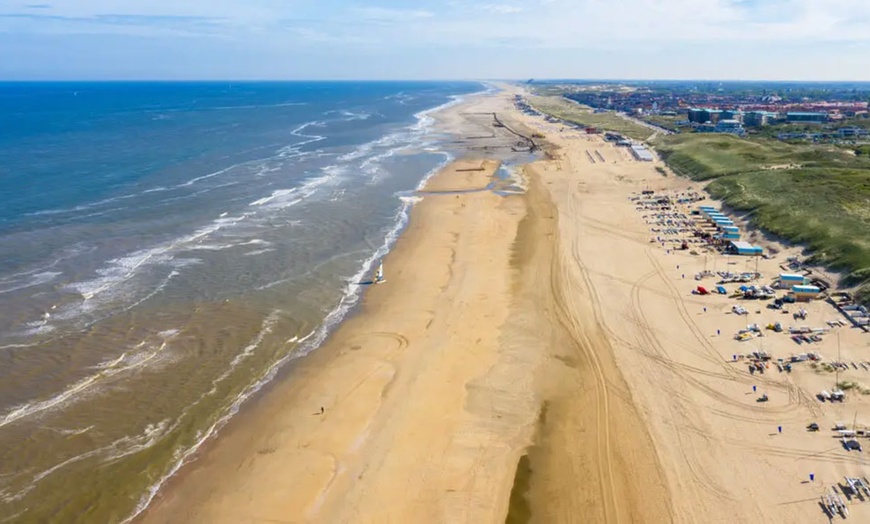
[
  {"left": 837, "top": 381, "right": 870, "bottom": 395},
  {"left": 527, "top": 95, "right": 652, "bottom": 141},
  {"left": 653, "top": 133, "right": 870, "bottom": 302},
  {"left": 641, "top": 114, "right": 684, "bottom": 132},
  {"left": 653, "top": 133, "right": 869, "bottom": 181},
  {"left": 707, "top": 168, "right": 870, "bottom": 272},
  {"left": 655, "top": 166, "right": 667, "bottom": 177}
]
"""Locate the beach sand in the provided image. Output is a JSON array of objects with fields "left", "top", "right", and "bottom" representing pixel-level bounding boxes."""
[
  {"left": 142, "top": 89, "right": 870, "bottom": 523},
  {"left": 142, "top": 93, "right": 550, "bottom": 523},
  {"left": 509, "top": 93, "right": 870, "bottom": 522}
]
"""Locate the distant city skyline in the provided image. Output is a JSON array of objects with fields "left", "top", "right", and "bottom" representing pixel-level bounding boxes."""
[{"left": 1, "top": 0, "right": 869, "bottom": 81}]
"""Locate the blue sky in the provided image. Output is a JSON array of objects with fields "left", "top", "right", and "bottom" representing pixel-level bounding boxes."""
[{"left": 1, "top": 0, "right": 869, "bottom": 80}]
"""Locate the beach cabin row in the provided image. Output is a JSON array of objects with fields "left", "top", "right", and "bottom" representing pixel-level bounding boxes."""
[
  {"left": 776, "top": 272, "right": 820, "bottom": 301},
  {"left": 728, "top": 240, "right": 763, "bottom": 256},
  {"left": 699, "top": 208, "right": 734, "bottom": 226}
]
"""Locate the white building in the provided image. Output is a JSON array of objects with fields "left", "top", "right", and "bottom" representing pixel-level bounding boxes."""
[{"left": 630, "top": 144, "right": 654, "bottom": 162}]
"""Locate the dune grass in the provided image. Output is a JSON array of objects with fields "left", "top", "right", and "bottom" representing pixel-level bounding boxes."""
[
  {"left": 653, "top": 133, "right": 870, "bottom": 301},
  {"left": 706, "top": 168, "right": 870, "bottom": 271},
  {"left": 653, "top": 133, "right": 870, "bottom": 181},
  {"left": 527, "top": 95, "right": 652, "bottom": 141}
]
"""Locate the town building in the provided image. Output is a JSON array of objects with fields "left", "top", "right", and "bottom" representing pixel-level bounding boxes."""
[
  {"left": 714, "top": 119, "right": 746, "bottom": 136},
  {"left": 786, "top": 112, "right": 828, "bottom": 123},
  {"left": 743, "top": 111, "right": 777, "bottom": 127},
  {"left": 720, "top": 110, "right": 742, "bottom": 121},
  {"left": 695, "top": 119, "right": 746, "bottom": 136}
]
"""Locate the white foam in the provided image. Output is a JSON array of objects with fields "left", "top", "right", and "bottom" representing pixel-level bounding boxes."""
[
  {"left": 63, "top": 208, "right": 251, "bottom": 308},
  {"left": 340, "top": 110, "right": 371, "bottom": 121},
  {"left": 18, "top": 322, "right": 56, "bottom": 337},
  {"left": 4, "top": 419, "right": 175, "bottom": 503},
  {"left": 239, "top": 239, "right": 271, "bottom": 247},
  {"left": 249, "top": 188, "right": 297, "bottom": 207},
  {"left": 229, "top": 312, "right": 280, "bottom": 369},
  {"left": 398, "top": 195, "right": 424, "bottom": 205},
  {"left": 0, "top": 271, "right": 62, "bottom": 295},
  {"left": 243, "top": 248, "right": 276, "bottom": 257},
  {"left": 0, "top": 333, "right": 179, "bottom": 430},
  {"left": 46, "top": 425, "right": 95, "bottom": 437},
  {"left": 15, "top": 313, "right": 279, "bottom": 512}
]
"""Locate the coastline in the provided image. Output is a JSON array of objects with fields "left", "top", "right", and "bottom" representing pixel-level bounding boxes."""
[
  {"left": 138, "top": 84, "right": 870, "bottom": 523},
  {"left": 116, "top": 88, "right": 486, "bottom": 522},
  {"left": 139, "top": 86, "right": 672, "bottom": 524},
  {"left": 137, "top": 90, "right": 537, "bottom": 522}
]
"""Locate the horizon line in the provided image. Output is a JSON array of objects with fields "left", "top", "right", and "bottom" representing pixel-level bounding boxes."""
[{"left": 2, "top": 78, "right": 870, "bottom": 84}]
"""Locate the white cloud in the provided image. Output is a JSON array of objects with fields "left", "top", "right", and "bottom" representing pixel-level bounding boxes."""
[
  {"left": 2, "top": 0, "right": 870, "bottom": 79},
  {"left": 484, "top": 4, "right": 523, "bottom": 14},
  {"left": 5, "top": 0, "right": 870, "bottom": 45},
  {"left": 351, "top": 7, "right": 435, "bottom": 23}
]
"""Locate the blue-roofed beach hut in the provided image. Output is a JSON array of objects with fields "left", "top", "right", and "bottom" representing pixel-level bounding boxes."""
[
  {"left": 792, "top": 285, "right": 821, "bottom": 302},
  {"left": 729, "top": 241, "right": 762, "bottom": 256},
  {"left": 779, "top": 273, "right": 808, "bottom": 285}
]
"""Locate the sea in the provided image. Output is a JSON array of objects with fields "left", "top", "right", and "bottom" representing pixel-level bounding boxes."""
[{"left": 0, "top": 81, "right": 484, "bottom": 522}]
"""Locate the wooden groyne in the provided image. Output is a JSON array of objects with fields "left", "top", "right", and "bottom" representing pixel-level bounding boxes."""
[{"left": 492, "top": 113, "right": 538, "bottom": 152}]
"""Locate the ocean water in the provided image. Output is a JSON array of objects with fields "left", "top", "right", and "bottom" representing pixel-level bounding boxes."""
[{"left": 0, "top": 81, "right": 483, "bottom": 522}]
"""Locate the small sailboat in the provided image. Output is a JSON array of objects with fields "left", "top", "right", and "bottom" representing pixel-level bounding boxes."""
[{"left": 375, "top": 261, "right": 385, "bottom": 284}]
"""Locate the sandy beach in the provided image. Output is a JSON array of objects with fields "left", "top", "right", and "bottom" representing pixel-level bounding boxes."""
[{"left": 141, "top": 88, "right": 870, "bottom": 523}]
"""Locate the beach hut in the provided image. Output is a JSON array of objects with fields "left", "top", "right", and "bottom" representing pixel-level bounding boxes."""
[
  {"left": 699, "top": 206, "right": 716, "bottom": 212},
  {"left": 723, "top": 232, "right": 740, "bottom": 240},
  {"left": 723, "top": 226, "right": 739, "bottom": 233},
  {"left": 779, "top": 273, "right": 808, "bottom": 287},
  {"left": 729, "top": 241, "right": 763, "bottom": 256},
  {"left": 793, "top": 285, "right": 821, "bottom": 302}
]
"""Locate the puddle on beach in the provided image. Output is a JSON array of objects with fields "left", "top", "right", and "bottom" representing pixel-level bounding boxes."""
[{"left": 400, "top": 161, "right": 530, "bottom": 200}]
